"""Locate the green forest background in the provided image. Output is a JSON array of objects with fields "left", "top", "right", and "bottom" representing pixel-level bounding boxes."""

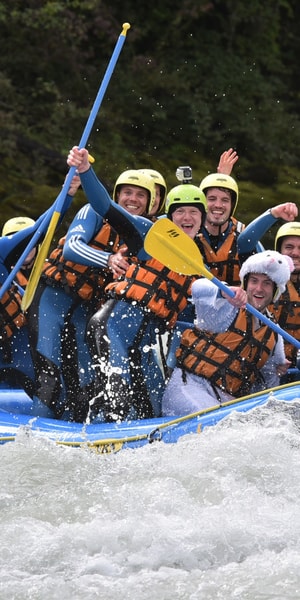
[{"left": 1, "top": 0, "right": 300, "bottom": 248}]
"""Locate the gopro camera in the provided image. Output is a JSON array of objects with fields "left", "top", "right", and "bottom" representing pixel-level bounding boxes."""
[{"left": 176, "top": 165, "right": 193, "bottom": 184}]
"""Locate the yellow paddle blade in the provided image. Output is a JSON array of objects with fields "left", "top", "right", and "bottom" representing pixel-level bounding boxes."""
[
  {"left": 21, "top": 211, "right": 60, "bottom": 311},
  {"left": 144, "top": 218, "right": 213, "bottom": 279}
]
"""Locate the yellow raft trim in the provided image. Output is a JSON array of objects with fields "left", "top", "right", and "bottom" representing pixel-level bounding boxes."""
[{"left": 56, "top": 380, "right": 300, "bottom": 452}]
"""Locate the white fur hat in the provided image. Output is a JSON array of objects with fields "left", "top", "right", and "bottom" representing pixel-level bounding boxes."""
[{"left": 239, "top": 250, "right": 294, "bottom": 302}]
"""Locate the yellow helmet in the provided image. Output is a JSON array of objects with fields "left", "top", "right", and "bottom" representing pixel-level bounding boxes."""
[
  {"left": 138, "top": 168, "right": 167, "bottom": 213},
  {"left": 275, "top": 221, "right": 300, "bottom": 251},
  {"left": 199, "top": 173, "right": 239, "bottom": 215},
  {"left": 113, "top": 169, "right": 156, "bottom": 214},
  {"left": 2, "top": 216, "right": 35, "bottom": 237},
  {"left": 165, "top": 184, "right": 207, "bottom": 217}
]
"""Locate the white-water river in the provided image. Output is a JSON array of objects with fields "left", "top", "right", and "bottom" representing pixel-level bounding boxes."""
[{"left": 1, "top": 399, "right": 300, "bottom": 599}]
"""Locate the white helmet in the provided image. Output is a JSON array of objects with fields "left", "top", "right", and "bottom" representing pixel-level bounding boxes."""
[{"left": 239, "top": 250, "right": 294, "bottom": 302}]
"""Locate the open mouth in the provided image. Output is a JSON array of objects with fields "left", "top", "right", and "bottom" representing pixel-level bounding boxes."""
[{"left": 125, "top": 204, "right": 140, "bottom": 212}]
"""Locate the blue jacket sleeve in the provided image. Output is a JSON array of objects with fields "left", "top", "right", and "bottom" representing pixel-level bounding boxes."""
[
  {"left": 237, "top": 209, "right": 278, "bottom": 256},
  {"left": 63, "top": 204, "right": 112, "bottom": 268}
]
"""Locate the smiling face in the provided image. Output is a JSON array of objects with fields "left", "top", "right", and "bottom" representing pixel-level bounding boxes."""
[
  {"left": 116, "top": 185, "right": 149, "bottom": 216},
  {"left": 246, "top": 273, "right": 275, "bottom": 311},
  {"left": 280, "top": 236, "right": 300, "bottom": 273},
  {"left": 171, "top": 205, "right": 203, "bottom": 239},
  {"left": 204, "top": 187, "right": 232, "bottom": 231}
]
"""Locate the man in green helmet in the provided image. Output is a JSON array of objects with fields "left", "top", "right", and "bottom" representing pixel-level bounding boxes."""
[{"left": 84, "top": 182, "right": 207, "bottom": 422}]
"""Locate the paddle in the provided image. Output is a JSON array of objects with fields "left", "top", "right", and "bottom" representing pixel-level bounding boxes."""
[
  {"left": 144, "top": 218, "right": 300, "bottom": 350},
  {"left": 21, "top": 154, "right": 95, "bottom": 311},
  {"left": 0, "top": 22, "right": 130, "bottom": 308},
  {"left": 21, "top": 22, "right": 130, "bottom": 311}
]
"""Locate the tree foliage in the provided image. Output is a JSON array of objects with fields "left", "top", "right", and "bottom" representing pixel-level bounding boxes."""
[{"left": 0, "top": 0, "right": 300, "bottom": 228}]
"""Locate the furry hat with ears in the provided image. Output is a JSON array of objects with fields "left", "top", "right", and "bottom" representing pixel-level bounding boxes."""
[{"left": 239, "top": 250, "right": 294, "bottom": 302}]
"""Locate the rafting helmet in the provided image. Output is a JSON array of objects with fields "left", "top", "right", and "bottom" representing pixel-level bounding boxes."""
[
  {"left": 138, "top": 168, "right": 167, "bottom": 214},
  {"left": 113, "top": 169, "right": 156, "bottom": 214},
  {"left": 199, "top": 173, "right": 239, "bottom": 215},
  {"left": 165, "top": 184, "right": 207, "bottom": 219},
  {"left": 239, "top": 250, "right": 294, "bottom": 302},
  {"left": 2, "top": 216, "right": 35, "bottom": 236},
  {"left": 275, "top": 221, "right": 300, "bottom": 251}
]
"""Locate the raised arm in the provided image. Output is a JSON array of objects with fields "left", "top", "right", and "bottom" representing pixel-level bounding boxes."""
[
  {"left": 67, "top": 146, "right": 152, "bottom": 258},
  {"left": 238, "top": 202, "right": 298, "bottom": 258}
]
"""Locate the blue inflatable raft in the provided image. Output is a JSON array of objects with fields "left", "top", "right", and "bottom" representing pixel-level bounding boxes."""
[{"left": 0, "top": 381, "right": 300, "bottom": 453}]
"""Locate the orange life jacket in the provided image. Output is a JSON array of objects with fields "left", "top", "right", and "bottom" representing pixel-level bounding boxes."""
[
  {"left": 271, "top": 280, "right": 300, "bottom": 365},
  {"left": 106, "top": 257, "right": 196, "bottom": 328},
  {"left": 176, "top": 309, "right": 277, "bottom": 397},
  {"left": 196, "top": 218, "right": 244, "bottom": 285},
  {"left": 15, "top": 270, "right": 30, "bottom": 289},
  {"left": 0, "top": 284, "right": 25, "bottom": 340},
  {"left": 42, "top": 223, "right": 119, "bottom": 301}
]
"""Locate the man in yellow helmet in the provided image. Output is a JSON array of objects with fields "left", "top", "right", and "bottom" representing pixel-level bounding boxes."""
[
  {"left": 0, "top": 216, "right": 36, "bottom": 395},
  {"left": 197, "top": 171, "right": 244, "bottom": 285},
  {"left": 138, "top": 168, "right": 167, "bottom": 217},
  {"left": 2, "top": 216, "right": 37, "bottom": 287},
  {"left": 27, "top": 155, "right": 157, "bottom": 421}
]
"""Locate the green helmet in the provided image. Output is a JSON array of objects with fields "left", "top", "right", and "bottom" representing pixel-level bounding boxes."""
[
  {"left": 138, "top": 168, "right": 167, "bottom": 213},
  {"left": 2, "top": 216, "right": 35, "bottom": 236},
  {"left": 199, "top": 173, "right": 239, "bottom": 215},
  {"left": 275, "top": 221, "right": 300, "bottom": 251},
  {"left": 165, "top": 184, "right": 207, "bottom": 217},
  {"left": 113, "top": 169, "right": 156, "bottom": 214}
]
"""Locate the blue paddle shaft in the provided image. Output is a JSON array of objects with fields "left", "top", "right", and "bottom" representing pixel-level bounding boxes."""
[
  {"left": 212, "top": 275, "right": 300, "bottom": 350},
  {"left": 0, "top": 25, "right": 129, "bottom": 300}
]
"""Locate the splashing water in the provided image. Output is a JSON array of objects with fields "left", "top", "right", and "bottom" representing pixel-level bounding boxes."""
[{"left": 1, "top": 399, "right": 300, "bottom": 599}]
